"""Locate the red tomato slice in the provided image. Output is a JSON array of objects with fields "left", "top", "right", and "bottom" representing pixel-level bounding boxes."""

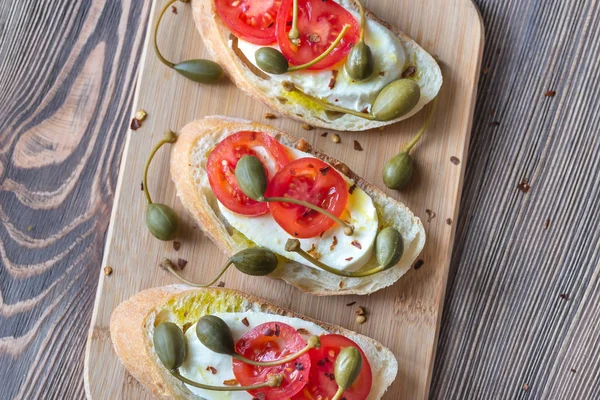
[
  {"left": 206, "top": 131, "right": 290, "bottom": 216},
  {"left": 232, "top": 322, "right": 310, "bottom": 399},
  {"left": 276, "top": 0, "right": 359, "bottom": 70},
  {"left": 214, "top": 0, "right": 281, "bottom": 45},
  {"left": 292, "top": 334, "right": 373, "bottom": 400},
  {"left": 265, "top": 157, "right": 348, "bottom": 238}
]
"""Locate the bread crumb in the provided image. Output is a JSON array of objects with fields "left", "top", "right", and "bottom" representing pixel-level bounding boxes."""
[
  {"left": 264, "top": 112, "right": 277, "bottom": 119},
  {"left": 356, "top": 306, "right": 365, "bottom": 316},
  {"left": 301, "top": 123, "right": 314, "bottom": 131}
]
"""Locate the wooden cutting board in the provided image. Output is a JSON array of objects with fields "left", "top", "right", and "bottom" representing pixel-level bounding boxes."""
[{"left": 84, "top": 0, "right": 484, "bottom": 398}]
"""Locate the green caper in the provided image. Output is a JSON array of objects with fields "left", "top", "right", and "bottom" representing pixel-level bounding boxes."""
[
  {"left": 334, "top": 346, "right": 363, "bottom": 390},
  {"left": 154, "top": 322, "right": 187, "bottom": 370},
  {"left": 372, "top": 79, "right": 421, "bottom": 121},
  {"left": 375, "top": 227, "right": 404, "bottom": 269},
  {"left": 382, "top": 151, "right": 414, "bottom": 190},
  {"left": 173, "top": 59, "right": 224, "bottom": 83},
  {"left": 231, "top": 248, "right": 279, "bottom": 276},
  {"left": 146, "top": 203, "right": 180, "bottom": 241},
  {"left": 345, "top": 41, "right": 374, "bottom": 81},
  {"left": 235, "top": 155, "right": 268, "bottom": 201},
  {"left": 196, "top": 315, "right": 235, "bottom": 355},
  {"left": 255, "top": 47, "right": 289, "bottom": 75}
]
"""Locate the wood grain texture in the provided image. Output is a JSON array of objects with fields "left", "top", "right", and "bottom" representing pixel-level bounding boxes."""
[
  {"left": 1, "top": 1, "right": 599, "bottom": 400},
  {"left": 84, "top": 0, "right": 482, "bottom": 399}
]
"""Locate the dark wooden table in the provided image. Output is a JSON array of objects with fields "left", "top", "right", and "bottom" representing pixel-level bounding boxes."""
[{"left": 1, "top": 1, "right": 599, "bottom": 399}]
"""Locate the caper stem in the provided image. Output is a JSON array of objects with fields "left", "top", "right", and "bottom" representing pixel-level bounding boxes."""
[
  {"left": 288, "top": 0, "right": 300, "bottom": 40},
  {"left": 354, "top": 0, "right": 366, "bottom": 42},
  {"left": 286, "top": 239, "right": 388, "bottom": 277},
  {"left": 402, "top": 96, "right": 438, "bottom": 154},
  {"left": 143, "top": 131, "right": 178, "bottom": 204},
  {"left": 171, "top": 369, "right": 281, "bottom": 391},
  {"left": 232, "top": 336, "right": 320, "bottom": 367},
  {"left": 288, "top": 25, "right": 351, "bottom": 72},
  {"left": 286, "top": 86, "right": 377, "bottom": 120},
  {"left": 262, "top": 196, "right": 353, "bottom": 236},
  {"left": 161, "top": 258, "right": 233, "bottom": 287},
  {"left": 331, "top": 387, "right": 346, "bottom": 400},
  {"left": 154, "top": 0, "right": 179, "bottom": 69}
]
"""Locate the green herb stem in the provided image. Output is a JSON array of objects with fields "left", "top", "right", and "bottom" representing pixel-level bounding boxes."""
[{"left": 402, "top": 96, "right": 438, "bottom": 154}]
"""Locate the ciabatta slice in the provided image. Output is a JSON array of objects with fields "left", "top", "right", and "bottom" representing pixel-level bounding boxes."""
[
  {"left": 170, "top": 116, "right": 425, "bottom": 295},
  {"left": 191, "top": 0, "right": 442, "bottom": 131},
  {"left": 111, "top": 285, "right": 398, "bottom": 400}
]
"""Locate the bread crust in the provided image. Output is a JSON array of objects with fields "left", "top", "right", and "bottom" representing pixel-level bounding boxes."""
[
  {"left": 191, "top": 0, "right": 442, "bottom": 131},
  {"left": 170, "top": 116, "right": 425, "bottom": 295},
  {"left": 110, "top": 285, "right": 398, "bottom": 399}
]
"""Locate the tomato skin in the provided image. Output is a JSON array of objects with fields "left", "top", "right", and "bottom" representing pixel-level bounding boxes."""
[
  {"left": 276, "top": 0, "right": 360, "bottom": 70},
  {"left": 206, "top": 131, "right": 290, "bottom": 216},
  {"left": 214, "top": 0, "right": 281, "bottom": 45},
  {"left": 292, "top": 334, "right": 372, "bottom": 400},
  {"left": 265, "top": 157, "right": 348, "bottom": 238},
  {"left": 232, "top": 322, "right": 310, "bottom": 400}
]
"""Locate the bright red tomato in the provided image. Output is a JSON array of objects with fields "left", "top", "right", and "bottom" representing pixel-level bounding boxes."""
[
  {"left": 276, "top": 0, "right": 359, "bottom": 70},
  {"left": 232, "top": 322, "right": 310, "bottom": 399},
  {"left": 292, "top": 334, "right": 373, "bottom": 400},
  {"left": 214, "top": 0, "right": 281, "bottom": 45},
  {"left": 206, "top": 131, "right": 290, "bottom": 216},
  {"left": 265, "top": 157, "right": 348, "bottom": 238}
]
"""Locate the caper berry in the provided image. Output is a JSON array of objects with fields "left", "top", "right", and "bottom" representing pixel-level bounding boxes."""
[
  {"left": 334, "top": 346, "right": 362, "bottom": 390},
  {"left": 372, "top": 79, "right": 421, "bottom": 121},
  {"left": 196, "top": 315, "right": 235, "bottom": 355},
  {"left": 231, "top": 248, "right": 279, "bottom": 276},
  {"left": 173, "top": 59, "right": 224, "bottom": 83},
  {"left": 255, "top": 47, "right": 289, "bottom": 75},
  {"left": 235, "top": 155, "right": 268, "bottom": 201},
  {"left": 146, "top": 203, "right": 180, "bottom": 241},
  {"left": 345, "top": 41, "right": 374, "bottom": 81},
  {"left": 382, "top": 151, "right": 414, "bottom": 190},
  {"left": 375, "top": 227, "right": 404, "bottom": 269},
  {"left": 154, "top": 322, "right": 187, "bottom": 370}
]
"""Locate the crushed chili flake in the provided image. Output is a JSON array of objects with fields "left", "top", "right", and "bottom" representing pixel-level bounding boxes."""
[
  {"left": 223, "top": 379, "right": 238, "bottom": 386},
  {"left": 217, "top": 281, "right": 226, "bottom": 287},
  {"left": 379, "top": 71, "right": 386, "bottom": 76},
  {"left": 545, "top": 219, "right": 551, "bottom": 230},
  {"left": 545, "top": 90, "right": 556, "bottom": 97},
  {"left": 296, "top": 328, "right": 310, "bottom": 335},
  {"left": 450, "top": 156, "right": 460, "bottom": 165},
  {"left": 414, "top": 259, "right": 424, "bottom": 270},
  {"left": 241, "top": 317, "right": 250, "bottom": 327},
  {"left": 517, "top": 178, "right": 531, "bottom": 193},
  {"left": 263, "top": 328, "right": 275, "bottom": 336},
  {"left": 130, "top": 118, "right": 141, "bottom": 130},
  {"left": 206, "top": 366, "right": 217, "bottom": 374},
  {"left": 319, "top": 231, "right": 325, "bottom": 238},
  {"left": 345, "top": 257, "right": 353, "bottom": 261},
  {"left": 401, "top": 65, "right": 417, "bottom": 78},
  {"left": 321, "top": 131, "right": 328, "bottom": 137},
  {"left": 307, "top": 33, "right": 321, "bottom": 43},
  {"left": 295, "top": 362, "right": 305, "bottom": 371},
  {"left": 301, "top": 123, "right": 314, "bottom": 131},
  {"left": 346, "top": 301, "right": 356, "bottom": 307},
  {"left": 325, "top": 372, "right": 335, "bottom": 381},
  {"left": 171, "top": 5, "right": 177, "bottom": 13},
  {"left": 320, "top": 166, "right": 331, "bottom": 175},
  {"left": 425, "top": 209, "right": 436, "bottom": 223},
  {"left": 317, "top": 359, "right": 326, "bottom": 366},
  {"left": 349, "top": 184, "right": 357, "bottom": 194},
  {"left": 361, "top": 106, "right": 369, "bottom": 114},
  {"left": 559, "top": 293, "right": 569, "bottom": 301},
  {"left": 141, "top": 182, "right": 144, "bottom": 191},
  {"left": 294, "top": 232, "right": 299, "bottom": 236},
  {"left": 275, "top": 324, "right": 280, "bottom": 337},
  {"left": 330, "top": 236, "right": 338, "bottom": 251},
  {"left": 173, "top": 241, "right": 181, "bottom": 251},
  {"left": 177, "top": 258, "right": 188, "bottom": 269},
  {"left": 353, "top": 140, "right": 363, "bottom": 151},
  {"left": 351, "top": 240, "right": 362, "bottom": 249},
  {"left": 264, "top": 112, "right": 277, "bottom": 119},
  {"left": 446, "top": 218, "right": 452, "bottom": 226},
  {"left": 339, "top": 281, "right": 344, "bottom": 288},
  {"left": 328, "top": 70, "right": 338, "bottom": 89}
]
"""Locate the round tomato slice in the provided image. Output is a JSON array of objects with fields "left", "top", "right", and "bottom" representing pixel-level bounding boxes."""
[
  {"left": 265, "top": 158, "right": 348, "bottom": 238},
  {"left": 214, "top": 0, "right": 281, "bottom": 45},
  {"left": 292, "top": 334, "right": 372, "bottom": 400},
  {"left": 276, "top": 0, "right": 359, "bottom": 70},
  {"left": 232, "top": 322, "right": 310, "bottom": 399},
  {"left": 206, "top": 131, "right": 290, "bottom": 216}
]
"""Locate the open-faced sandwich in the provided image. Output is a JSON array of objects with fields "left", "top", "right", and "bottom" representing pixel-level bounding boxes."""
[
  {"left": 169, "top": 117, "right": 425, "bottom": 295},
  {"left": 111, "top": 285, "right": 398, "bottom": 399},
  {"left": 190, "top": 0, "right": 442, "bottom": 131}
]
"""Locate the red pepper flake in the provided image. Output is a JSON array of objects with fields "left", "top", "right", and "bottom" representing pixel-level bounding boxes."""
[
  {"left": 490, "top": 121, "right": 501, "bottom": 127},
  {"left": 361, "top": 106, "right": 369, "bottom": 114},
  {"left": 339, "top": 281, "right": 344, "bottom": 288},
  {"left": 522, "top": 383, "right": 529, "bottom": 391},
  {"left": 450, "top": 156, "right": 460, "bottom": 165},
  {"left": 559, "top": 293, "right": 569, "bottom": 301},
  {"left": 173, "top": 241, "right": 181, "bottom": 251},
  {"left": 351, "top": 240, "right": 362, "bottom": 249},
  {"left": 321, "top": 131, "right": 328, "bottom": 137},
  {"left": 328, "top": 70, "right": 338, "bottom": 89},
  {"left": 295, "top": 362, "right": 305, "bottom": 370},
  {"left": 319, "top": 231, "right": 325, "bottom": 238},
  {"left": 330, "top": 236, "right": 338, "bottom": 251},
  {"left": 223, "top": 379, "right": 238, "bottom": 386},
  {"left": 414, "top": 259, "right": 424, "bottom": 270},
  {"left": 545, "top": 90, "right": 556, "bottom": 97},
  {"left": 320, "top": 166, "right": 331, "bottom": 175},
  {"left": 325, "top": 372, "right": 335, "bottom": 381},
  {"left": 317, "top": 359, "right": 326, "bottom": 366},
  {"left": 353, "top": 140, "right": 363, "bottom": 151},
  {"left": 379, "top": 71, "right": 386, "bottom": 76},
  {"left": 517, "top": 178, "right": 531, "bottom": 193},
  {"left": 217, "top": 281, "right": 225, "bottom": 287},
  {"left": 349, "top": 184, "right": 357, "bottom": 194},
  {"left": 171, "top": 5, "right": 177, "bottom": 13},
  {"left": 425, "top": 209, "right": 436, "bottom": 223},
  {"left": 345, "top": 257, "right": 353, "bottom": 261},
  {"left": 206, "top": 366, "right": 217, "bottom": 374},
  {"left": 296, "top": 328, "right": 310, "bottom": 335},
  {"left": 274, "top": 324, "right": 280, "bottom": 337},
  {"left": 263, "top": 328, "right": 275, "bottom": 336},
  {"left": 446, "top": 218, "right": 452, "bottom": 226},
  {"left": 308, "top": 33, "right": 321, "bottom": 43},
  {"left": 177, "top": 258, "right": 187, "bottom": 269},
  {"left": 401, "top": 65, "right": 417, "bottom": 78},
  {"left": 307, "top": 163, "right": 314, "bottom": 168},
  {"left": 346, "top": 301, "right": 356, "bottom": 306},
  {"left": 294, "top": 232, "right": 299, "bottom": 236},
  {"left": 544, "top": 219, "right": 551, "bottom": 230},
  {"left": 130, "top": 118, "right": 141, "bottom": 130},
  {"left": 241, "top": 317, "right": 250, "bottom": 327},
  {"left": 140, "top": 182, "right": 144, "bottom": 191}
]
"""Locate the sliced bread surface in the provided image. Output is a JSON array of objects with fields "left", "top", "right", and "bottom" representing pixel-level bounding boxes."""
[
  {"left": 169, "top": 116, "right": 426, "bottom": 295},
  {"left": 110, "top": 285, "right": 399, "bottom": 400}
]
